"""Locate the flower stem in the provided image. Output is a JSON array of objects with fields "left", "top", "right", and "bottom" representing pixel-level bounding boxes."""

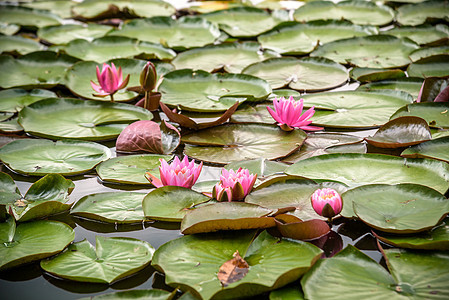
[
  {"left": 144, "top": 91, "right": 149, "bottom": 110},
  {"left": 110, "top": 94, "right": 114, "bottom": 102}
]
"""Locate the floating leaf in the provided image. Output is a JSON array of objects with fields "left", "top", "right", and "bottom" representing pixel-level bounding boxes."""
[
  {"left": 18, "top": 98, "right": 152, "bottom": 140},
  {"left": 286, "top": 153, "right": 449, "bottom": 194},
  {"left": 37, "top": 24, "right": 112, "bottom": 45},
  {"left": 270, "top": 286, "right": 304, "bottom": 300},
  {"left": 274, "top": 215, "right": 330, "bottom": 241},
  {"left": 0, "top": 172, "right": 21, "bottom": 205},
  {"left": 71, "top": 192, "right": 146, "bottom": 224},
  {"left": 0, "top": 139, "right": 111, "bottom": 176},
  {"left": 0, "top": 5, "right": 61, "bottom": 28},
  {"left": 357, "top": 77, "right": 423, "bottom": 98},
  {"left": 0, "top": 218, "right": 74, "bottom": 271},
  {"left": 217, "top": 250, "right": 249, "bottom": 287},
  {"left": 397, "top": 0, "right": 449, "bottom": 26},
  {"left": 96, "top": 154, "right": 171, "bottom": 185},
  {"left": 242, "top": 57, "right": 348, "bottom": 92},
  {"left": 79, "top": 289, "right": 173, "bottom": 300},
  {"left": 142, "top": 186, "right": 210, "bottom": 222},
  {"left": 410, "top": 46, "right": 449, "bottom": 62},
  {"left": 350, "top": 68, "right": 406, "bottom": 83},
  {"left": 23, "top": 0, "right": 76, "bottom": 19},
  {"left": 0, "top": 35, "right": 45, "bottom": 55},
  {"left": 152, "top": 230, "right": 322, "bottom": 299},
  {"left": 390, "top": 102, "right": 449, "bottom": 128},
  {"left": 182, "top": 124, "right": 306, "bottom": 164},
  {"left": 365, "top": 116, "right": 432, "bottom": 148},
  {"left": 41, "top": 236, "right": 154, "bottom": 283},
  {"left": 159, "top": 69, "right": 271, "bottom": 112},
  {"left": 225, "top": 158, "right": 288, "bottom": 178},
  {"left": 401, "top": 136, "right": 449, "bottom": 163},
  {"left": 0, "top": 89, "right": 56, "bottom": 113},
  {"left": 407, "top": 55, "right": 449, "bottom": 78},
  {"left": 385, "top": 24, "right": 449, "bottom": 46}
]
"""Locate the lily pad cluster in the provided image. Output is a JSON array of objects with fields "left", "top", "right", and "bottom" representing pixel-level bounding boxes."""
[{"left": 1, "top": 0, "right": 449, "bottom": 299}]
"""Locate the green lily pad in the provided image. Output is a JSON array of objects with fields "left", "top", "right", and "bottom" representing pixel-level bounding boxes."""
[
  {"left": 282, "top": 132, "right": 365, "bottom": 164},
  {"left": 18, "top": 98, "right": 153, "bottom": 140},
  {"left": 410, "top": 46, "right": 449, "bottom": 62},
  {"left": 270, "top": 286, "right": 304, "bottom": 300},
  {"left": 23, "top": 0, "right": 76, "bottom": 19},
  {"left": 258, "top": 20, "right": 378, "bottom": 55},
  {"left": 0, "top": 23, "right": 19, "bottom": 36},
  {"left": 385, "top": 24, "right": 449, "bottom": 46},
  {"left": 108, "top": 16, "right": 221, "bottom": 50},
  {"left": 62, "top": 36, "right": 176, "bottom": 63},
  {"left": 181, "top": 202, "right": 274, "bottom": 234},
  {"left": 0, "top": 172, "right": 21, "bottom": 205},
  {"left": 159, "top": 69, "right": 271, "bottom": 112},
  {"left": 71, "top": 192, "right": 146, "bottom": 224},
  {"left": 38, "top": 24, "right": 113, "bottom": 45},
  {"left": 172, "top": 41, "right": 280, "bottom": 73},
  {"left": 293, "top": 0, "right": 394, "bottom": 26},
  {"left": 407, "top": 55, "right": 449, "bottom": 78},
  {"left": 242, "top": 57, "right": 348, "bottom": 92},
  {"left": 357, "top": 77, "right": 423, "bottom": 98},
  {"left": 397, "top": 0, "right": 449, "bottom": 26},
  {"left": 344, "top": 183, "right": 449, "bottom": 233},
  {"left": 182, "top": 124, "right": 306, "bottom": 164},
  {"left": 311, "top": 35, "right": 419, "bottom": 68},
  {"left": 79, "top": 289, "right": 173, "bottom": 300},
  {"left": 65, "top": 58, "right": 172, "bottom": 101},
  {"left": 40, "top": 236, "right": 154, "bottom": 283},
  {"left": 0, "top": 218, "right": 75, "bottom": 271},
  {"left": 0, "top": 117, "right": 22, "bottom": 133},
  {"left": 143, "top": 186, "right": 211, "bottom": 222},
  {"left": 375, "top": 218, "right": 449, "bottom": 250},
  {"left": 301, "top": 245, "right": 449, "bottom": 299},
  {"left": 201, "top": 6, "right": 283, "bottom": 37},
  {"left": 285, "top": 153, "right": 449, "bottom": 194},
  {"left": 152, "top": 230, "right": 322, "bottom": 299},
  {"left": 0, "top": 51, "right": 79, "bottom": 89},
  {"left": 390, "top": 102, "right": 449, "bottom": 128},
  {"left": 7, "top": 174, "right": 74, "bottom": 222},
  {"left": 246, "top": 177, "right": 347, "bottom": 221},
  {"left": 0, "top": 35, "right": 45, "bottom": 55},
  {"left": 0, "top": 139, "right": 111, "bottom": 176},
  {"left": 225, "top": 158, "right": 288, "bottom": 177},
  {"left": 0, "top": 89, "right": 56, "bottom": 113},
  {"left": 97, "top": 154, "right": 172, "bottom": 185},
  {"left": 230, "top": 102, "right": 282, "bottom": 124},
  {"left": 72, "top": 0, "right": 176, "bottom": 19},
  {"left": 365, "top": 116, "right": 432, "bottom": 148},
  {"left": 301, "top": 90, "right": 413, "bottom": 128},
  {"left": 350, "top": 68, "right": 406, "bottom": 83},
  {"left": 401, "top": 136, "right": 449, "bottom": 163},
  {"left": 0, "top": 5, "right": 61, "bottom": 28}
]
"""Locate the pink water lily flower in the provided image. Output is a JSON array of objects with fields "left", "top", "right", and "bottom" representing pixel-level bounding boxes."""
[
  {"left": 267, "top": 96, "right": 323, "bottom": 131},
  {"left": 213, "top": 168, "right": 257, "bottom": 202},
  {"left": 91, "top": 62, "right": 130, "bottom": 100},
  {"left": 311, "top": 188, "right": 343, "bottom": 220},
  {"left": 146, "top": 156, "right": 202, "bottom": 189}
]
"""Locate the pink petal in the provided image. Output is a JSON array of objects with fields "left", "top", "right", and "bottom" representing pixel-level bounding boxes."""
[{"left": 267, "top": 107, "right": 283, "bottom": 124}]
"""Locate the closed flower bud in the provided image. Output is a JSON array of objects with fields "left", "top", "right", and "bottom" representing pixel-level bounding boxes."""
[{"left": 140, "top": 61, "right": 157, "bottom": 92}]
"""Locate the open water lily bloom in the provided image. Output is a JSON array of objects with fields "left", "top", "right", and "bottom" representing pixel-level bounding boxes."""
[
  {"left": 213, "top": 168, "right": 257, "bottom": 202},
  {"left": 91, "top": 62, "right": 130, "bottom": 99},
  {"left": 267, "top": 96, "right": 323, "bottom": 131},
  {"left": 311, "top": 188, "right": 343, "bottom": 219},
  {"left": 146, "top": 156, "right": 202, "bottom": 189}
]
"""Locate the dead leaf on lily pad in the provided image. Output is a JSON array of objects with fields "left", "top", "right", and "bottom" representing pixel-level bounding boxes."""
[{"left": 217, "top": 250, "right": 249, "bottom": 287}]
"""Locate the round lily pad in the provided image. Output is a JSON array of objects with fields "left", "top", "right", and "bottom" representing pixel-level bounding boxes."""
[
  {"left": 390, "top": 102, "right": 449, "bottom": 128},
  {"left": 0, "top": 35, "right": 45, "bottom": 55},
  {"left": 108, "top": 16, "right": 221, "bottom": 50},
  {"left": 0, "top": 51, "right": 79, "bottom": 89},
  {"left": 159, "top": 69, "right": 271, "bottom": 112},
  {"left": 0, "top": 5, "right": 61, "bottom": 28},
  {"left": 182, "top": 124, "right": 306, "bottom": 164},
  {"left": 0, "top": 23, "right": 20, "bottom": 36},
  {"left": 365, "top": 116, "right": 432, "bottom": 148},
  {"left": 180, "top": 202, "right": 274, "bottom": 234},
  {"left": 350, "top": 68, "right": 406, "bottom": 83},
  {"left": 407, "top": 55, "right": 449, "bottom": 78},
  {"left": 0, "top": 117, "right": 22, "bottom": 133},
  {"left": 258, "top": 20, "right": 378, "bottom": 55},
  {"left": 301, "top": 90, "right": 413, "bottom": 128},
  {"left": 142, "top": 186, "right": 211, "bottom": 222},
  {"left": 410, "top": 46, "right": 449, "bottom": 62},
  {"left": 285, "top": 153, "right": 449, "bottom": 194},
  {"left": 375, "top": 218, "right": 449, "bottom": 250},
  {"left": 242, "top": 57, "right": 348, "bottom": 91},
  {"left": 0, "top": 139, "right": 111, "bottom": 176},
  {"left": 71, "top": 192, "right": 146, "bottom": 224},
  {"left": 200, "top": 6, "right": 283, "bottom": 37},
  {"left": 0, "top": 172, "right": 20, "bottom": 204},
  {"left": 311, "top": 35, "right": 419, "bottom": 68},
  {"left": 397, "top": 0, "right": 449, "bottom": 26},
  {"left": 97, "top": 154, "right": 171, "bottom": 185},
  {"left": 79, "top": 289, "right": 173, "bottom": 300},
  {"left": 18, "top": 98, "right": 153, "bottom": 140},
  {"left": 62, "top": 36, "right": 176, "bottom": 62},
  {"left": 293, "top": 0, "right": 395, "bottom": 26},
  {"left": 357, "top": 77, "right": 423, "bottom": 98},
  {"left": 0, "top": 89, "right": 56, "bottom": 113},
  {"left": 0, "top": 218, "right": 75, "bottom": 271},
  {"left": 23, "top": 0, "right": 76, "bottom": 19},
  {"left": 172, "top": 42, "right": 280, "bottom": 73},
  {"left": 401, "top": 136, "right": 449, "bottom": 163},
  {"left": 225, "top": 158, "right": 288, "bottom": 178},
  {"left": 152, "top": 230, "right": 322, "bottom": 299},
  {"left": 72, "top": 0, "right": 176, "bottom": 19},
  {"left": 40, "top": 236, "right": 154, "bottom": 284},
  {"left": 385, "top": 24, "right": 449, "bottom": 46},
  {"left": 38, "top": 24, "right": 113, "bottom": 45}
]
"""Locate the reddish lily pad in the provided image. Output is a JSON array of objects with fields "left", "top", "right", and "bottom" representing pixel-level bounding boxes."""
[{"left": 274, "top": 214, "right": 330, "bottom": 241}]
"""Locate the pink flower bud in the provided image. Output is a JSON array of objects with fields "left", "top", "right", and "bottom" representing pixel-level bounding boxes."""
[
  {"left": 311, "top": 188, "right": 342, "bottom": 218},
  {"left": 212, "top": 168, "right": 257, "bottom": 202}
]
